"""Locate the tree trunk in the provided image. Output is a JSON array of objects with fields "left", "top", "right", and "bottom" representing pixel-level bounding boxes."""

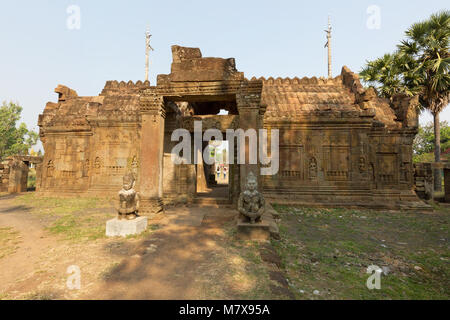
[{"left": 433, "top": 112, "right": 442, "bottom": 192}]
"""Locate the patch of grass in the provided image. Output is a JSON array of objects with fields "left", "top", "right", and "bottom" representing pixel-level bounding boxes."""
[
  {"left": 100, "top": 262, "right": 121, "bottom": 281},
  {"left": 0, "top": 227, "right": 21, "bottom": 259},
  {"left": 24, "top": 291, "right": 56, "bottom": 300},
  {"left": 27, "top": 168, "right": 36, "bottom": 190},
  {"left": 14, "top": 194, "right": 114, "bottom": 242},
  {"left": 48, "top": 214, "right": 107, "bottom": 241},
  {"left": 149, "top": 224, "right": 161, "bottom": 231},
  {"left": 271, "top": 204, "right": 450, "bottom": 300},
  {"left": 14, "top": 193, "right": 111, "bottom": 216},
  {"left": 0, "top": 292, "right": 9, "bottom": 300}
]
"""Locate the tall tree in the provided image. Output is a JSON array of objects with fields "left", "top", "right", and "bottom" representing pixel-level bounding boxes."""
[
  {"left": 360, "top": 11, "right": 450, "bottom": 191},
  {"left": 413, "top": 121, "right": 450, "bottom": 162},
  {"left": 0, "top": 101, "right": 39, "bottom": 160}
]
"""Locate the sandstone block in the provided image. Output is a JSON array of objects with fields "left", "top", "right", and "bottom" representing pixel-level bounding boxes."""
[
  {"left": 106, "top": 216, "right": 147, "bottom": 237},
  {"left": 237, "top": 220, "right": 270, "bottom": 241}
]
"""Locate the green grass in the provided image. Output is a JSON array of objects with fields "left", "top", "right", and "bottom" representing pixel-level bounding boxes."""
[
  {"left": 14, "top": 193, "right": 110, "bottom": 216},
  {"left": 13, "top": 193, "right": 114, "bottom": 242},
  {"left": 271, "top": 205, "right": 450, "bottom": 300},
  {"left": 0, "top": 227, "right": 21, "bottom": 259},
  {"left": 100, "top": 262, "right": 121, "bottom": 280},
  {"left": 0, "top": 292, "right": 10, "bottom": 300},
  {"left": 27, "top": 168, "right": 36, "bottom": 190},
  {"left": 23, "top": 291, "right": 56, "bottom": 300}
]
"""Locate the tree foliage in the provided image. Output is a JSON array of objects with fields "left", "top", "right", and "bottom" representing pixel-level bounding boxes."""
[
  {"left": 360, "top": 11, "right": 449, "bottom": 189},
  {"left": 360, "top": 11, "right": 449, "bottom": 110},
  {"left": 0, "top": 101, "right": 39, "bottom": 160},
  {"left": 414, "top": 121, "right": 450, "bottom": 154}
]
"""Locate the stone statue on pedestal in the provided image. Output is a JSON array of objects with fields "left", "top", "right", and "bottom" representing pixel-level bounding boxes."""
[
  {"left": 238, "top": 172, "right": 265, "bottom": 224},
  {"left": 117, "top": 173, "right": 140, "bottom": 220}
]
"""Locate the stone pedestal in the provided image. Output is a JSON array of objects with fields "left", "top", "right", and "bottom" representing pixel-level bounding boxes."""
[
  {"left": 106, "top": 216, "right": 148, "bottom": 237},
  {"left": 237, "top": 220, "right": 270, "bottom": 241}
]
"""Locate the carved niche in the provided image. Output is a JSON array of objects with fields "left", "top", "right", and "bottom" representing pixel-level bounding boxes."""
[
  {"left": 322, "top": 132, "right": 350, "bottom": 181},
  {"left": 309, "top": 157, "right": 318, "bottom": 180},
  {"left": 278, "top": 132, "right": 304, "bottom": 180},
  {"left": 377, "top": 153, "right": 397, "bottom": 184},
  {"left": 47, "top": 160, "right": 54, "bottom": 178},
  {"left": 82, "top": 159, "right": 90, "bottom": 177}
]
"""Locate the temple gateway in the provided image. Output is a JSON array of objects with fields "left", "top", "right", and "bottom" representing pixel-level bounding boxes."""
[{"left": 37, "top": 45, "right": 427, "bottom": 213}]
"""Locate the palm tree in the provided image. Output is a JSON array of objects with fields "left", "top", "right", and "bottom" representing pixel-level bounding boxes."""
[{"left": 360, "top": 10, "right": 450, "bottom": 191}]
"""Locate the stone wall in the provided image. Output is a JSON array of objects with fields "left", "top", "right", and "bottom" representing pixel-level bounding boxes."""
[
  {"left": 414, "top": 162, "right": 434, "bottom": 200},
  {"left": 38, "top": 83, "right": 145, "bottom": 196},
  {"left": 0, "top": 156, "right": 43, "bottom": 194},
  {"left": 260, "top": 67, "right": 422, "bottom": 208},
  {"left": 38, "top": 45, "right": 427, "bottom": 210},
  {"left": 0, "top": 161, "right": 10, "bottom": 192}
]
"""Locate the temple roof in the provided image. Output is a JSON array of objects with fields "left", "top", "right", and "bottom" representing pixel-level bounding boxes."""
[
  {"left": 257, "top": 67, "right": 401, "bottom": 129},
  {"left": 261, "top": 76, "right": 358, "bottom": 116},
  {"left": 40, "top": 65, "right": 414, "bottom": 131}
]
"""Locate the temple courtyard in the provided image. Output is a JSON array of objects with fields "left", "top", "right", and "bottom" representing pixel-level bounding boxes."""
[{"left": 0, "top": 192, "right": 448, "bottom": 300}]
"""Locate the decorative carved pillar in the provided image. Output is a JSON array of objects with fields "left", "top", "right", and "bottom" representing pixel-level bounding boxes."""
[
  {"left": 139, "top": 89, "right": 166, "bottom": 215},
  {"left": 236, "top": 80, "right": 264, "bottom": 192}
]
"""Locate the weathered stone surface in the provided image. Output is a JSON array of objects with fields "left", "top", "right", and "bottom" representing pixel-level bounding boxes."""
[
  {"left": 238, "top": 172, "right": 265, "bottom": 224},
  {"left": 169, "top": 45, "right": 243, "bottom": 82},
  {"left": 106, "top": 216, "right": 148, "bottom": 237},
  {"left": 35, "top": 45, "right": 425, "bottom": 210},
  {"left": 414, "top": 163, "right": 434, "bottom": 200},
  {"left": 116, "top": 173, "right": 140, "bottom": 220},
  {"left": 0, "top": 156, "right": 42, "bottom": 194},
  {"left": 445, "top": 168, "right": 450, "bottom": 203},
  {"left": 171, "top": 45, "right": 202, "bottom": 63},
  {"left": 237, "top": 220, "right": 270, "bottom": 241}
]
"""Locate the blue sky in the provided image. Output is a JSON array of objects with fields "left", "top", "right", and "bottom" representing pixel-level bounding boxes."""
[{"left": 0, "top": 0, "right": 448, "bottom": 135}]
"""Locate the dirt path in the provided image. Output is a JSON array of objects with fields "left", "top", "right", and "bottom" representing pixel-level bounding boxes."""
[
  {"left": 0, "top": 195, "right": 134, "bottom": 299},
  {"left": 0, "top": 196, "right": 282, "bottom": 300},
  {"left": 82, "top": 207, "right": 238, "bottom": 299},
  {"left": 0, "top": 196, "right": 58, "bottom": 294}
]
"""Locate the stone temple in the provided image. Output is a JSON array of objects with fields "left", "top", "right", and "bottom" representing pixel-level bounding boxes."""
[{"left": 36, "top": 45, "right": 427, "bottom": 213}]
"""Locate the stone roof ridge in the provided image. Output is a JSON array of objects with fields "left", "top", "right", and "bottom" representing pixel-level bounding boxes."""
[
  {"left": 103, "top": 80, "right": 151, "bottom": 89},
  {"left": 249, "top": 75, "right": 342, "bottom": 85},
  {"left": 100, "top": 80, "right": 151, "bottom": 96}
]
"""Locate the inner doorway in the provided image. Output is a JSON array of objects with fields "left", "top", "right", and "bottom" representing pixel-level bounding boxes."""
[{"left": 196, "top": 140, "right": 229, "bottom": 199}]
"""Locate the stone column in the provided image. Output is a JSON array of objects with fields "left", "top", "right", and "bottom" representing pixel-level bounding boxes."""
[
  {"left": 138, "top": 90, "right": 166, "bottom": 215},
  {"left": 236, "top": 81, "right": 265, "bottom": 192},
  {"left": 444, "top": 167, "right": 450, "bottom": 203},
  {"left": 8, "top": 159, "right": 28, "bottom": 193}
]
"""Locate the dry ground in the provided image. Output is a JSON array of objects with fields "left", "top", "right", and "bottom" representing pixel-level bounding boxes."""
[{"left": 0, "top": 193, "right": 287, "bottom": 300}]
